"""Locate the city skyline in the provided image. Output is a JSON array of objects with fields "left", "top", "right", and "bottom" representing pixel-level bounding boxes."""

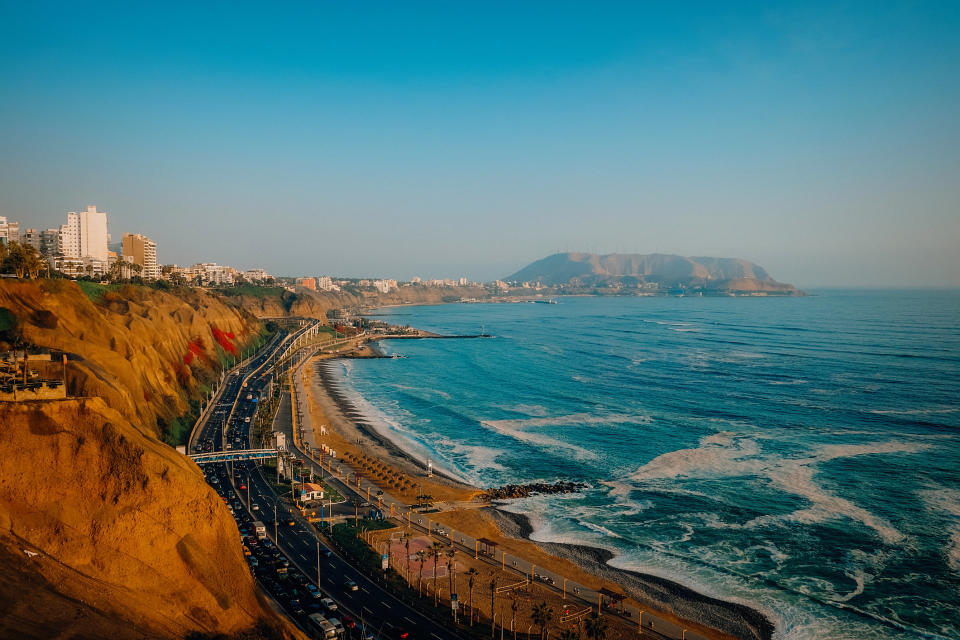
[{"left": 1, "top": 3, "right": 958, "bottom": 286}]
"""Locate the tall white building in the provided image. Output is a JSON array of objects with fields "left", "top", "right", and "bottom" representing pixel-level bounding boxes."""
[
  {"left": 78, "top": 205, "right": 108, "bottom": 261},
  {"left": 59, "top": 211, "right": 81, "bottom": 258}
]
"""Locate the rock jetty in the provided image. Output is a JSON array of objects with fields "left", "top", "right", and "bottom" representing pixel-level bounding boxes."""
[{"left": 480, "top": 481, "right": 586, "bottom": 501}]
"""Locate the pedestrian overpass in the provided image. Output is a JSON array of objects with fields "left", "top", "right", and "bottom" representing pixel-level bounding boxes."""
[{"left": 189, "top": 448, "right": 278, "bottom": 465}]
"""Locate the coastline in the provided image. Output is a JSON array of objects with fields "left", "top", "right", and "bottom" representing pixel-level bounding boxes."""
[
  {"left": 303, "top": 348, "right": 774, "bottom": 640},
  {"left": 491, "top": 509, "right": 774, "bottom": 640}
]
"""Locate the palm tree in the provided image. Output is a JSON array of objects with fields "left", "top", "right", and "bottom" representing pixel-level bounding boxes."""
[
  {"left": 531, "top": 601, "right": 554, "bottom": 640},
  {"left": 415, "top": 550, "right": 427, "bottom": 595},
  {"left": 584, "top": 613, "right": 608, "bottom": 640},
  {"left": 446, "top": 547, "right": 457, "bottom": 600},
  {"left": 488, "top": 577, "right": 497, "bottom": 639},
  {"left": 465, "top": 567, "right": 479, "bottom": 626},
  {"left": 430, "top": 541, "right": 443, "bottom": 606},
  {"left": 403, "top": 533, "right": 412, "bottom": 583}
]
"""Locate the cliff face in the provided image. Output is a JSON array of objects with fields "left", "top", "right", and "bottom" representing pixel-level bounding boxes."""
[
  {"left": 218, "top": 285, "right": 492, "bottom": 319},
  {"left": 0, "top": 399, "right": 295, "bottom": 640},
  {"left": 0, "top": 280, "right": 300, "bottom": 639},
  {"left": 0, "top": 280, "right": 263, "bottom": 441}
]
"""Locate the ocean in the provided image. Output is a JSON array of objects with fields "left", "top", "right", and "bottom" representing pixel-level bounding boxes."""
[{"left": 326, "top": 291, "right": 960, "bottom": 639}]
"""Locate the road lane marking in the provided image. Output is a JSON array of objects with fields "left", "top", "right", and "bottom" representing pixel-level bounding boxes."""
[
  {"left": 431, "top": 635, "right": 444, "bottom": 640},
  {"left": 380, "top": 600, "right": 391, "bottom": 609},
  {"left": 403, "top": 617, "right": 415, "bottom": 625},
  {"left": 363, "top": 606, "right": 373, "bottom": 614},
  {"left": 360, "top": 586, "right": 369, "bottom": 594}
]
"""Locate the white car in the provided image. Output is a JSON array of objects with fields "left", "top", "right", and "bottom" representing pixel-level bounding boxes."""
[{"left": 320, "top": 597, "right": 337, "bottom": 613}]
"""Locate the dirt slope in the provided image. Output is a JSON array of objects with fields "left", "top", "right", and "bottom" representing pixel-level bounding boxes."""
[{"left": 0, "top": 399, "right": 298, "bottom": 640}]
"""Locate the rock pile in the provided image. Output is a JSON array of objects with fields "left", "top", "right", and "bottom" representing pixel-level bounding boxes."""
[{"left": 480, "top": 481, "right": 586, "bottom": 501}]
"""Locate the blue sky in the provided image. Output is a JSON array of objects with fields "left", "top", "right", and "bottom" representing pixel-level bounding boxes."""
[{"left": 1, "top": 1, "right": 958, "bottom": 286}]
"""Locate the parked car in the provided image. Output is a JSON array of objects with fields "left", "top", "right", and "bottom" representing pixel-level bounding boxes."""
[{"left": 343, "top": 580, "right": 358, "bottom": 592}]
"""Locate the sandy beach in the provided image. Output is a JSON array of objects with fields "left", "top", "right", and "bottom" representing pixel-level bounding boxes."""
[{"left": 301, "top": 348, "right": 773, "bottom": 640}]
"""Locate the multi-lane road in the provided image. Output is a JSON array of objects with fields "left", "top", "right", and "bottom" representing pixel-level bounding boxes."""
[{"left": 190, "top": 322, "right": 460, "bottom": 640}]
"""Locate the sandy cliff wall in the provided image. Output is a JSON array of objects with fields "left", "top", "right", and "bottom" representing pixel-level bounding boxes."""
[
  {"left": 0, "top": 280, "right": 264, "bottom": 440},
  {"left": 0, "top": 280, "right": 302, "bottom": 639},
  {"left": 219, "top": 285, "right": 491, "bottom": 319},
  {"left": 0, "top": 399, "right": 297, "bottom": 640}
]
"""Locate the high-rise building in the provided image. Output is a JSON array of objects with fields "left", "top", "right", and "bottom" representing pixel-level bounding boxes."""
[
  {"left": 121, "top": 232, "right": 158, "bottom": 279},
  {"left": 22, "top": 228, "right": 41, "bottom": 250},
  {"left": 59, "top": 211, "right": 80, "bottom": 258},
  {"left": 0, "top": 216, "right": 20, "bottom": 245},
  {"left": 78, "top": 205, "right": 108, "bottom": 261},
  {"left": 40, "top": 229, "right": 60, "bottom": 260}
]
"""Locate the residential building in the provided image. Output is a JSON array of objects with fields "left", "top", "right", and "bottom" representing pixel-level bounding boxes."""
[
  {"left": 296, "top": 277, "right": 317, "bottom": 290},
  {"left": 78, "top": 205, "right": 108, "bottom": 262},
  {"left": 121, "top": 232, "right": 159, "bottom": 279},
  {"left": 242, "top": 268, "right": 272, "bottom": 282},
  {"left": 39, "top": 229, "right": 59, "bottom": 260},
  {"left": 21, "top": 228, "right": 41, "bottom": 250},
  {"left": 59, "top": 211, "right": 81, "bottom": 258},
  {"left": 0, "top": 216, "right": 19, "bottom": 245}
]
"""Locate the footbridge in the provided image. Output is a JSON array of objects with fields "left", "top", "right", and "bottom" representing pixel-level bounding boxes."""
[{"left": 189, "top": 448, "right": 278, "bottom": 465}]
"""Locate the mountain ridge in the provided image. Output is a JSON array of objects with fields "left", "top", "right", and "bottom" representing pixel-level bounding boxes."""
[{"left": 506, "top": 252, "right": 800, "bottom": 294}]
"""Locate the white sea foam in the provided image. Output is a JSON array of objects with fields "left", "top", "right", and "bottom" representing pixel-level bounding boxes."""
[
  {"left": 480, "top": 419, "right": 599, "bottom": 460},
  {"left": 918, "top": 488, "right": 960, "bottom": 571},
  {"left": 498, "top": 403, "right": 550, "bottom": 417},
  {"left": 628, "top": 433, "right": 933, "bottom": 545}
]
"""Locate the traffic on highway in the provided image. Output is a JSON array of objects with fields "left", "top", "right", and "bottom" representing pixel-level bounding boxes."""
[{"left": 190, "top": 322, "right": 458, "bottom": 640}]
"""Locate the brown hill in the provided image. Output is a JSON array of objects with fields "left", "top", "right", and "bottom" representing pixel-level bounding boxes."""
[{"left": 506, "top": 252, "right": 800, "bottom": 293}]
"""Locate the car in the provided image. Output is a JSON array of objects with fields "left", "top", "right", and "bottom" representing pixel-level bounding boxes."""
[
  {"left": 306, "top": 584, "right": 319, "bottom": 595},
  {"left": 320, "top": 597, "right": 337, "bottom": 613},
  {"left": 327, "top": 618, "right": 345, "bottom": 635},
  {"left": 287, "top": 520, "right": 295, "bottom": 526},
  {"left": 252, "top": 504, "right": 260, "bottom": 511},
  {"left": 239, "top": 484, "right": 247, "bottom": 490},
  {"left": 341, "top": 613, "right": 356, "bottom": 629},
  {"left": 359, "top": 625, "right": 376, "bottom": 640},
  {"left": 390, "top": 627, "right": 410, "bottom": 640},
  {"left": 343, "top": 580, "right": 358, "bottom": 592},
  {"left": 321, "top": 547, "right": 333, "bottom": 557}
]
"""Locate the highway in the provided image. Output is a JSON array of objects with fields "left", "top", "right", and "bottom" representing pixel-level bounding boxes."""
[{"left": 190, "top": 321, "right": 461, "bottom": 640}]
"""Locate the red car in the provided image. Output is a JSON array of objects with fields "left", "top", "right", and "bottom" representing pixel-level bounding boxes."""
[
  {"left": 341, "top": 614, "right": 356, "bottom": 629},
  {"left": 239, "top": 484, "right": 247, "bottom": 490}
]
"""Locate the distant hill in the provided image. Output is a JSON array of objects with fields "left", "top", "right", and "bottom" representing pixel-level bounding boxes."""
[{"left": 505, "top": 252, "right": 800, "bottom": 294}]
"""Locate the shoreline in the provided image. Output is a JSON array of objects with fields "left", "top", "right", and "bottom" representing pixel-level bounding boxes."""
[
  {"left": 305, "top": 348, "right": 773, "bottom": 640},
  {"left": 491, "top": 509, "right": 774, "bottom": 640}
]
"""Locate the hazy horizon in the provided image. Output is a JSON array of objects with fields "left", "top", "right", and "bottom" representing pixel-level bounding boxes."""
[{"left": 1, "top": 3, "right": 958, "bottom": 287}]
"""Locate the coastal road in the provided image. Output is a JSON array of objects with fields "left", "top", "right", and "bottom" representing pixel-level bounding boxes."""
[{"left": 192, "top": 322, "right": 463, "bottom": 640}]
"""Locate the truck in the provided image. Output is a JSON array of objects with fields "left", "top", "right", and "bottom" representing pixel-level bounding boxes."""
[
  {"left": 307, "top": 613, "right": 338, "bottom": 639},
  {"left": 253, "top": 521, "right": 267, "bottom": 540}
]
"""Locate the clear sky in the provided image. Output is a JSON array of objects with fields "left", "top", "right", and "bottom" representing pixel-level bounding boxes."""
[{"left": 1, "top": 2, "right": 958, "bottom": 286}]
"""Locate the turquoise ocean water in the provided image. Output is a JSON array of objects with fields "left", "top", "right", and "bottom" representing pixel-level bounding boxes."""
[{"left": 327, "top": 291, "right": 959, "bottom": 639}]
